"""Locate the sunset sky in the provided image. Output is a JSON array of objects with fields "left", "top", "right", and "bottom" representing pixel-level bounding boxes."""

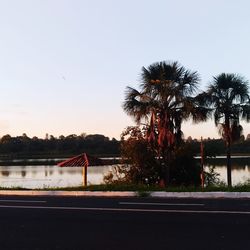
[{"left": 0, "top": 0, "right": 250, "bottom": 139}]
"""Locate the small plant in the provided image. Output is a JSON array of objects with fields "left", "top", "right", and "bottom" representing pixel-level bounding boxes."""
[
  {"left": 137, "top": 191, "right": 151, "bottom": 197},
  {"left": 204, "top": 165, "right": 221, "bottom": 186}
]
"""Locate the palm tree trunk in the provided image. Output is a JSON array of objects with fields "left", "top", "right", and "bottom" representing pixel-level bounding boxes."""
[
  {"left": 160, "top": 149, "right": 170, "bottom": 187},
  {"left": 164, "top": 150, "right": 171, "bottom": 186},
  {"left": 225, "top": 116, "right": 232, "bottom": 187},
  {"left": 226, "top": 141, "right": 232, "bottom": 187},
  {"left": 165, "top": 164, "right": 170, "bottom": 187}
]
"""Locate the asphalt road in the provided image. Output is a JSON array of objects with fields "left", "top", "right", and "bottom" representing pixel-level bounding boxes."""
[{"left": 0, "top": 196, "right": 249, "bottom": 250}]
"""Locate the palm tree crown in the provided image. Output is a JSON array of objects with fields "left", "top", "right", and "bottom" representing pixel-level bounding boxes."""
[
  {"left": 123, "top": 61, "right": 206, "bottom": 147},
  {"left": 205, "top": 73, "right": 250, "bottom": 142},
  {"left": 123, "top": 61, "right": 207, "bottom": 184},
  {"left": 202, "top": 73, "right": 250, "bottom": 186}
]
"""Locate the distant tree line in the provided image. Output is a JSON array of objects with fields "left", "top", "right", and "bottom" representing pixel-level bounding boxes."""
[
  {"left": 0, "top": 133, "right": 120, "bottom": 159},
  {"left": 1, "top": 131, "right": 250, "bottom": 160},
  {"left": 186, "top": 136, "right": 250, "bottom": 156}
]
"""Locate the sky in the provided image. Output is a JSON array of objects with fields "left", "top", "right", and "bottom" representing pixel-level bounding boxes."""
[{"left": 0, "top": 0, "right": 250, "bottom": 140}]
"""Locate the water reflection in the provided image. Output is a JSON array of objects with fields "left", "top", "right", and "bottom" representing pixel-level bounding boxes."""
[
  {"left": 0, "top": 165, "right": 114, "bottom": 189},
  {"left": 1, "top": 171, "right": 10, "bottom": 177},
  {"left": 21, "top": 171, "right": 26, "bottom": 177},
  {"left": 195, "top": 156, "right": 250, "bottom": 185},
  {"left": 0, "top": 159, "right": 249, "bottom": 188},
  {"left": 205, "top": 163, "right": 250, "bottom": 185}
]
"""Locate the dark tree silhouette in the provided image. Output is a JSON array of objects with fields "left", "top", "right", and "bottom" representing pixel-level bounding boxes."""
[
  {"left": 123, "top": 61, "right": 208, "bottom": 185},
  {"left": 200, "top": 73, "right": 250, "bottom": 186}
]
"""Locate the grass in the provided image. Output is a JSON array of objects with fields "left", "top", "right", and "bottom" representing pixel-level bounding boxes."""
[
  {"left": 1, "top": 183, "right": 250, "bottom": 192},
  {"left": 0, "top": 186, "right": 30, "bottom": 190}
]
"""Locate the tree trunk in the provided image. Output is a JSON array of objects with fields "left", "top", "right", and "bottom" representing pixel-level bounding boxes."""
[
  {"left": 225, "top": 116, "right": 232, "bottom": 187},
  {"left": 164, "top": 164, "right": 170, "bottom": 187},
  {"left": 159, "top": 149, "right": 170, "bottom": 187},
  {"left": 164, "top": 150, "right": 170, "bottom": 186},
  {"left": 226, "top": 141, "right": 232, "bottom": 187}
]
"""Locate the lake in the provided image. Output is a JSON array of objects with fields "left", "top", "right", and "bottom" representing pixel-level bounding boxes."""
[
  {"left": 0, "top": 165, "right": 114, "bottom": 189},
  {"left": 0, "top": 157, "right": 249, "bottom": 188}
]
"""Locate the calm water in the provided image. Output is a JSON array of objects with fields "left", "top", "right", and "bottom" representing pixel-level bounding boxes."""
[
  {"left": 0, "top": 165, "right": 114, "bottom": 189},
  {"left": 205, "top": 165, "right": 250, "bottom": 185},
  {"left": 0, "top": 158, "right": 249, "bottom": 188}
]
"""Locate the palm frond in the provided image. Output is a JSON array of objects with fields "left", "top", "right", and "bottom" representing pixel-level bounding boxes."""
[
  {"left": 123, "top": 60, "right": 205, "bottom": 149},
  {"left": 123, "top": 87, "right": 151, "bottom": 123},
  {"left": 241, "top": 103, "right": 250, "bottom": 122}
]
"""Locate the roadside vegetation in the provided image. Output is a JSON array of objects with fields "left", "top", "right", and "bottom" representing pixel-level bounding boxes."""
[
  {"left": 1, "top": 60, "right": 250, "bottom": 190},
  {"left": 1, "top": 182, "right": 250, "bottom": 192},
  {"left": 2, "top": 136, "right": 250, "bottom": 162},
  {"left": 105, "top": 60, "right": 250, "bottom": 188},
  {"left": 197, "top": 73, "right": 250, "bottom": 186}
]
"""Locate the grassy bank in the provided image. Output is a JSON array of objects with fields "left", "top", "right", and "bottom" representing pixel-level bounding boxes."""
[{"left": 1, "top": 183, "right": 250, "bottom": 192}]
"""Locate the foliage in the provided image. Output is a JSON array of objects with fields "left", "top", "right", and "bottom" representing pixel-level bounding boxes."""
[
  {"left": 105, "top": 127, "right": 202, "bottom": 187},
  {"left": 185, "top": 138, "right": 250, "bottom": 156},
  {"left": 199, "top": 73, "right": 250, "bottom": 186},
  {"left": 2, "top": 133, "right": 250, "bottom": 161},
  {"left": 123, "top": 61, "right": 209, "bottom": 184},
  {"left": 0, "top": 133, "right": 120, "bottom": 159},
  {"left": 170, "top": 145, "right": 201, "bottom": 186},
  {"left": 204, "top": 166, "right": 221, "bottom": 186},
  {"left": 103, "top": 165, "right": 127, "bottom": 184},
  {"left": 104, "top": 126, "right": 162, "bottom": 185},
  {"left": 3, "top": 182, "right": 250, "bottom": 192}
]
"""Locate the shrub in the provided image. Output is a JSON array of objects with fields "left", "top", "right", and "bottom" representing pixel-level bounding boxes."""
[
  {"left": 170, "top": 145, "right": 201, "bottom": 186},
  {"left": 104, "top": 126, "right": 161, "bottom": 185}
]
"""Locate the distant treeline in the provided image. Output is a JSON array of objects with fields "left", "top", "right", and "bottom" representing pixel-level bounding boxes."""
[
  {"left": 0, "top": 133, "right": 250, "bottom": 159},
  {"left": 186, "top": 137, "right": 250, "bottom": 156},
  {"left": 0, "top": 133, "right": 120, "bottom": 159}
]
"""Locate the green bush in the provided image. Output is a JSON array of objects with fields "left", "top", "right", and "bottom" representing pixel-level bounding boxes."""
[
  {"left": 170, "top": 145, "right": 201, "bottom": 186},
  {"left": 104, "top": 127, "right": 162, "bottom": 185}
]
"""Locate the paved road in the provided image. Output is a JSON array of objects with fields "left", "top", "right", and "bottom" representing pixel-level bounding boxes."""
[{"left": 0, "top": 196, "right": 249, "bottom": 250}]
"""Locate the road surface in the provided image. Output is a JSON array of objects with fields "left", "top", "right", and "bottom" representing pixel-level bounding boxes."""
[{"left": 0, "top": 196, "right": 249, "bottom": 250}]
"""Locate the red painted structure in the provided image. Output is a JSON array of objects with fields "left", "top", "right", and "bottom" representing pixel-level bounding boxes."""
[
  {"left": 57, "top": 153, "right": 89, "bottom": 186},
  {"left": 57, "top": 153, "right": 89, "bottom": 168}
]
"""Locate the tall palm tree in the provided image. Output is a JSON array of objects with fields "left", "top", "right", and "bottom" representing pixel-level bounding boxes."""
[
  {"left": 202, "top": 73, "right": 250, "bottom": 186},
  {"left": 123, "top": 61, "right": 207, "bottom": 185}
]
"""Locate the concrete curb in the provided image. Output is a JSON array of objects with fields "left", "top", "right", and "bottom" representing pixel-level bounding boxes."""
[
  {"left": 0, "top": 190, "right": 250, "bottom": 198},
  {"left": 0, "top": 190, "right": 137, "bottom": 197},
  {"left": 150, "top": 192, "right": 250, "bottom": 199}
]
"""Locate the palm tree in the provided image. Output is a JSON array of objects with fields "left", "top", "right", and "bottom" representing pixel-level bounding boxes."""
[
  {"left": 123, "top": 61, "right": 207, "bottom": 185},
  {"left": 202, "top": 73, "right": 250, "bottom": 186}
]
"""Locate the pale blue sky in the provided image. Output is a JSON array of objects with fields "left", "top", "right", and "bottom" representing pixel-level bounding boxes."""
[{"left": 0, "top": 0, "right": 250, "bottom": 139}]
